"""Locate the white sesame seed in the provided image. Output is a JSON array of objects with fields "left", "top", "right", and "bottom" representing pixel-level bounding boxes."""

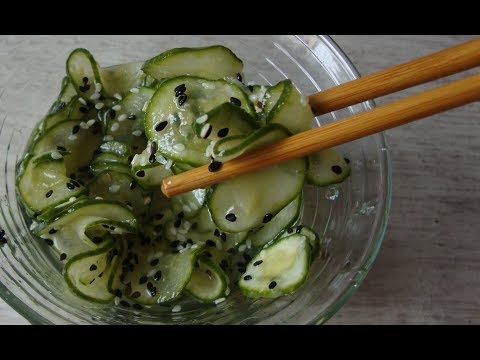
[
  {"left": 95, "top": 82, "right": 102, "bottom": 93},
  {"left": 143, "top": 196, "right": 152, "bottom": 205},
  {"left": 176, "top": 245, "right": 184, "bottom": 251},
  {"left": 214, "top": 297, "right": 226, "bottom": 305},
  {"left": 132, "top": 130, "right": 142, "bottom": 137},
  {"left": 191, "top": 244, "right": 199, "bottom": 249},
  {"left": 90, "top": 92, "right": 101, "bottom": 100},
  {"left": 51, "top": 151, "right": 63, "bottom": 160},
  {"left": 238, "top": 244, "right": 247, "bottom": 252},
  {"left": 173, "top": 143, "right": 185, "bottom": 152},
  {"left": 126, "top": 204, "right": 133, "bottom": 211},
  {"left": 225, "top": 287, "right": 230, "bottom": 296},
  {"left": 80, "top": 121, "right": 88, "bottom": 129},
  {"left": 201, "top": 82, "right": 214, "bottom": 89},
  {"left": 86, "top": 119, "right": 96, "bottom": 127},
  {"left": 157, "top": 156, "right": 167, "bottom": 165},
  {"left": 109, "top": 185, "right": 120, "bottom": 192},
  {"left": 205, "top": 144, "right": 213, "bottom": 157},
  {"left": 78, "top": 97, "right": 87, "bottom": 105},
  {"left": 130, "top": 87, "right": 139, "bottom": 94},
  {"left": 95, "top": 102, "right": 104, "bottom": 110},
  {"left": 61, "top": 96, "right": 72, "bottom": 103},
  {"left": 114, "top": 297, "right": 120, "bottom": 306},
  {"left": 183, "top": 220, "right": 191, "bottom": 229},
  {"left": 165, "top": 159, "right": 173, "bottom": 170},
  {"left": 182, "top": 204, "right": 191, "bottom": 213},
  {"left": 195, "top": 114, "right": 208, "bottom": 124},
  {"left": 200, "top": 124, "right": 211, "bottom": 138},
  {"left": 95, "top": 196, "right": 103, "bottom": 200},
  {"left": 246, "top": 238, "right": 252, "bottom": 249},
  {"left": 112, "top": 105, "right": 122, "bottom": 111},
  {"left": 118, "top": 114, "right": 127, "bottom": 122},
  {"left": 29, "top": 221, "right": 38, "bottom": 231},
  {"left": 113, "top": 93, "right": 122, "bottom": 100},
  {"left": 69, "top": 197, "right": 77, "bottom": 202},
  {"left": 171, "top": 305, "right": 181, "bottom": 313},
  {"left": 110, "top": 122, "right": 120, "bottom": 132},
  {"left": 103, "top": 135, "right": 114, "bottom": 141},
  {"left": 68, "top": 134, "right": 77, "bottom": 141}
]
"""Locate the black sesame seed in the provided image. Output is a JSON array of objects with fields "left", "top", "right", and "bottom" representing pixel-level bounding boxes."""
[
  {"left": 225, "top": 213, "right": 237, "bottom": 222},
  {"left": 70, "top": 179, "right": 80, "bottom": 188},
  {"left": 220, "top": 232, "right": 227, "bottom": 242},
  {"left": 48, "top": 228, "right": 57, "bottom": 234},
  {"left": 147, "top": 281, "right": 153, "bottom": 289},
  {"left": 109, "top": 109, "right": 116, "bottom": 119},
  {"left": 66, "top": 182, "right": 75, "bottom": 190},
  {"left": 150, "top": 258, "right": 159, "bottom": 267},
  {"left": 98, "top": 272, "right": 103, "bottom": 278},
  {"left": 263, "top": 213, "right": 273, "bottom": 223},
  {"left": 129, "top": 264, "right": 135, "bottom": 272},
  {"left": 136, "top": 170, "right": 145, "bottom": 178},
  {"left": 112, "top": 248, "right": 119, "bottom": 256},
  {"left": 177, "top": 211, "right": 184, "bottom": 219},
  {"left": 129, "top": 181, "right": 137, "bottom": 190},
  {"left": 154, "top": 270, "right": 162, "bottom": 281},
  {"left": 119, "top": 300, "right": 131, "bottom": 308},
  {"left": 45, "top": 239, "right": 54, "bottom": 246},
  {"left": 230, "top": 97, "right": 241, "bottom": 107},
  {"left": 247, "top": 85, "right": 254, "bottom": 92},
  {"left": 155, "top": 121, "right": 168, "bottom": 132},
  {"left": 344, "top": 157, "right": 351, "bottom": 164},
  {"left": 89, "top": 264, "right": 97, "bottom": 271},
  {"left": 128, "top": 114, "right": 136, "bottom": 120},
  {"left": 45, "top": 189, "right": 54, "bottom": 198},
  {"left": 149, "top": 142, "right": 157, "bottom": 155},
  {"left": 82, "top": 76, "right": 89, "bottom": 84},
  {"left": 149, "top": 154, "right": 156, "bottom": 164},
  {"left": 72, "top": 125, "right": 80, "bottom": 134},
  {"left": 131, "top": 291, "right": 141, "bottom": 299},
  {"left": 0, "top": 229, "right": 4, "bottom": 238},
  {"left": 217, "top": 128, "right": 229, "bottom": 138},
  {"left": 99, "top": 95, "right": 106, "bottom": 100},
  {"left": 127, "top": 155, "right": 134, "bottom": 163},
  {"left": 56, "top": 145, "right": 66, "bottom": 152},
  {"left": 174, "top": 219, "right": 182, "bottom": 228},
  {"left": 114, "top": 289, "right": 122, "bottom": 298},
  {"left": 206, "top": 269, "right": 213, "bottom": 278},
  {"left": 253, "top": 260, "right": 263, "bottom": 266},
  {"left": 296, "top": 225, "right": 303, "bottom": 234},
  {"left": 268, "top": 281, "right": 277, "bottom": 289},
  {"left": 243, "top": 275, "right": 252, "bottom": 281},
  {"left": 287, "top": 228, "right": 294, "bottom": 234},
  {"left": 208, "top": 160, "right": 222, "bottom": 172},
  {"left": 133, "top": 304, "right": 143, "bottom": 310},
  {"left": 243, "top": 253, "right": 252, "bottom": 262},
  {"left": 148, "top": 286, "right": 157, "bottom": 297},
  {"left": 214, "top": 229, "right": 220, "bottom": 237},
  {"left": 170, "top": 240, "right": 180, "bottom": 248},
  {"left": 331, "top": 165, "right": 343, "bottom": 175},
  {"left": 201, "top": 124, "right": 213, "bottom": 139},
  {"left": 139, "top": 275, "right": 148, "bottom": 285},
  {"left": 79, "top": 107, "right": 88, "bottom": 114},
  {"left": 206, "top": 239, "right": 216, "bottom": 247},
  {"left": 69, "top": 173, "right": 76, "bottom": 179},
  {"left": 0, "top": 238, "right": 7, "bottom": 245},
  {"left": 102, "top": 224, "right": 109, "bottom": 229},
  {"left": 204, "top": 251, "right": 212, "bottom": 258},
  {"left": 60, "top": 253, "right": 67, "bottom": 261},
  {"left": 89, "top": 278, "right": 96, "bottom": 285},
  {"left": 178, "top": 93, "right": 187, "bottom": 106},
  {"left": 236, "top": 73, "right": 243, "bottom": 82},
  {"left": 174, "top": 84, "right": 186, "bottom": 96},
  {"left": 90, "top": 122, "right": 101, "bottom": 135},
  {"left": 187, "top": 239, "right": 193, "bottom": 245},
  {"left": 92, "top": 236, "right": 103, "bottom": 244}
]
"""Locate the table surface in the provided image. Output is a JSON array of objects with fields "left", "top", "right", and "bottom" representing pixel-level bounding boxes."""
[{"left": 1, "top": 35, "right": 479, "bottom": 325}]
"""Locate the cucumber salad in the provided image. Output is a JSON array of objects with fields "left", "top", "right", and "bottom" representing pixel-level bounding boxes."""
[{"left": 16, "top": 45, "right": 351, "bottom": 309}]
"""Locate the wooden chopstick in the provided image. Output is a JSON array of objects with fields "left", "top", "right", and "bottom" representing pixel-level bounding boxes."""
[
  {"left": 309, "top": 38, "right": 480, "bottom": 116},
  {"left": 161, "top": 39, "right": 480, "bottom": 198}
]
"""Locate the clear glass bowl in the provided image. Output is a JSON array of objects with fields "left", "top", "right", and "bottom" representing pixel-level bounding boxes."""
[{"left": 0, "top": 35, "right": 391, "bottom": 324}]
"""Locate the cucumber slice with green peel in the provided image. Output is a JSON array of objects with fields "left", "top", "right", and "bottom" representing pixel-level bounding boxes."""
[
  {"left": 64, "top": 241, "right": 121, "bottom": 303},
  {"left": 212, "top": 123, "right": 290, "bottom": 162},
  {"left": 307, "top": 148, "right": 351, "bottom": 186},
  {"left": 265, "top": 80, "right": 314, "bottom": 134},
  {"left": 87, "top": 169, "right": 147, "bottom": 216},
  {"left": 48, "top": 77, "right": 77, "bottom": 115},
  {"left": 131, "top": 147, "right": 173, "bottom": 189},
  {"left": 280, "top": 225, "right": 321, "bottom": 259},
  {"left": 17, "top": 152, "right": 87, "bottom": 216},
  {"left": 42, "top": 96, "right": 85, "bottom": 131},
  {"left": 145, "top": 76, "right": 255, "bottom": 166},
  {"left": 100, "top": 61, "right": 146, "bottom": 97},
  {"left": 142, "top": 46, "right": 243, "bottom": 81},
  {"left": 248, "top": 195, "right": 302, "bottom": 248},
  {"left": 208, "top": 157, "right": 307, "bottom": 233},
  {"left": 171, "top": 162, "right": 195, "bottom": 174},
  {"left": 91, "top": 152, "right": 129, "bottom": 166},
  {"left": 239, "top": 233, "right": 310, "bottom": 299},
  {"left": 185, "top": 256, "right": 228, "bottom": 303},
  {"left": 31, "top": 119, "right": 103, "bottom": 176},
  {"left": 262, "top": 81, "right": 284, "bottom": 116},
  {"left": 98, "top": 141, "right": 132, "bottom": 158},
  {"left": 66, "top": 48, "right": 103, "bottom": 100},
  {"left": 36, "top": 196, "right": 89, "bottom": 223},
  {"left": 170, "top": 189, "right": 206, "bottom": 220},
  {"left": 89, "top": 162, "right": 132, "bottom": 177}
]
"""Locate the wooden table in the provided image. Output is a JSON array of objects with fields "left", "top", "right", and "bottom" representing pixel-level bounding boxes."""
[{"left": 1, "top": 35, "right": 478, "bottom": 324}]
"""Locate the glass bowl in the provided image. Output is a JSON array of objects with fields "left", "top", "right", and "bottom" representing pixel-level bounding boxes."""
[{"left": 0, "top": 35, "right": 391, "bottom": 324}]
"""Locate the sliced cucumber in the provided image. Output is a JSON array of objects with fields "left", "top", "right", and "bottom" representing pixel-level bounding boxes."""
[
  {"left": 48, "top": 77, "right": 77, "bottom": 115},
  {"left": 131, "top": 147, "right": 173, "bottom": 189},
  {"left": 262, "top": 81, "right": 284, "bottom": 116},
  {"left": 170, "top": 189, "right": 206, "bottom": 220},
  {"left": 98, "top": 141, "right": 131, "bottom": 158},
  {"left": 239, "top": 233, "right": 310, "bottom": 299},
  {"left": 307, "top": 148, "right": 351, "bottom": 186},
  {"left": 17, "top": 152, "right": 86, "bottom": 216},
  {"left": 185, "top": 256, "right": 228, "bottom": 303},
  {"left": 208, "top": 157, "right": 306, "bottom": 233},
  {"left": 100, "top": 61, "right": 145, "bottom": 97},
  {"left": 265, "top": 80, "right": 314, "bottom": 134},
  {"left": 66, "top": 48, "right": 103, "bottom": 100},
  {"left": 248, "top": 195, "right": 302, "bottom": 247},
  {"left": 145, "top": 76, "right": 255, "bottom": 166},
  {"left": 280, "top": 225, "right": 320, "bottom": 259},
  {"left": 64, "top": 241, "right": 120, "bottom": 303},
  {"left": 142, "top": 45, "right": 243, "bottom": 81}
]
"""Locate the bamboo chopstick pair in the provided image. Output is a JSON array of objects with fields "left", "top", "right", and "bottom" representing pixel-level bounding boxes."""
[{"left": 161, "top": 38, "right": 480, "bottom": 198}]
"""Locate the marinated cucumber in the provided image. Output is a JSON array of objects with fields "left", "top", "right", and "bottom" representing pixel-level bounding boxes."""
[
  {"left": 239, "top": 234, "right": 310, "bottom": 299},
  {"left": 18, "top": 44, "right": 353, "bottom": 311},
  {"left": 307, "top": 148, "right": 351, "bottom": 186},
  {"left": 143, "top": 45, "right": 243, "bottom": 81}
]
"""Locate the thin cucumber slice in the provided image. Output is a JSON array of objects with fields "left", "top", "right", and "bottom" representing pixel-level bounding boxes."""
[
  {"left": 98, "top": 141, "right": 132, "bottom": 158},
  {"left": 145, "top": 76, "right": 255, "bottom": 166},
  {"left": 91, "top": 152, "right": 129, "bottom": 166},
  {"left": 100, "top": 61, "right": 145, "bottom": 97},
  {"left": 265, "top": 80, "right": 314, "bottom": 134},
  {"left": 66, "top": 48, "right": 103, "bottom": 99},
  {"left": 170, "top": 189, "right": 206, "bottom": 220},
  {"left": 131, "top": 147, "right": 173, "bottom": 189},
  {"left": 262, "top": 81, "right": 284, "bottom": 116},
  {"left": 280, "top": 225, "right": 321, "bottom": 259},
  {"left": 239, "top": 234, "right": 310, "bottom": 299},
  {"left": 142, "top": 45, "right": 243, "bottom": 80},
  {"left": 185, "top": 256, "right": 228, "bottom": 303},
  {"left": 17, "top": 152, "right": 86, "bottom": 216},
  {"left": 48, "top": 77, "right": 77, "bottom": 115},
  {"left": 64, "top": 241, "right": 121, "bottom": 303},
  {"left": 248, "top": 195, "right": 302, "bottom": 248},
  {"left": 208, "top": 157, "right": 307, "bottom": 233},
  {"left": 89, "top": 162, "right": 132, "bottom": 177},
  {"left": 212, "top": 123, "right": 290, "bottom": 162},
  {"left": 307, "top": 148, "right": 351, "bottom": 186}
]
